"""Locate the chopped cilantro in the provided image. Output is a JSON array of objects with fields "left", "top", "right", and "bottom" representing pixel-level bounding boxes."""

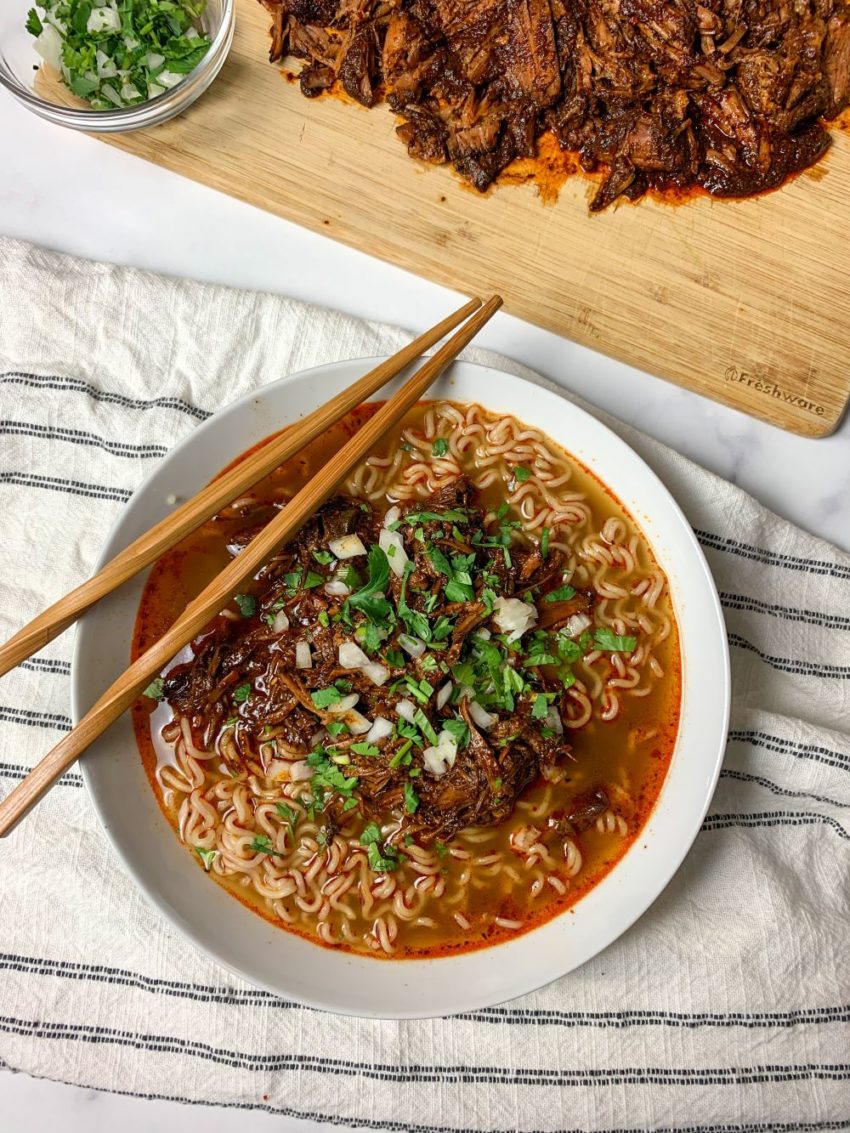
[
  {"left": 313, "top": 550, "right": 335, "bottom": 565},
  {"left": 143, "top": 676, "right": 164, "bottom": 701},
  {"left": 531, "top": 693, "right": 550, "bottom": 720},
  {"left": 347, "top": 545, "right": 392, "bottom": 625},
  {"left": 398, "top": 561, "right": 431, "bottom": 641},
  {"left": 403, "top": 508, "right": 469, "bottom": 524},
  {"left": 25, "top": 8, "right": 43, "bottom": 37},
  {"left": 404, "top": 782, "right": 420, "bottom": 813},
  {"left": 432, "top": 437, "right": 449, "bottom": 457},
  {"left": 234, "top": 593, "right": 256, "bottom": 618},
  {"left": 249, "top": 834, "right": 284, "bottom": 857},
  {"left": 275, "top": 802, "right": 298, "bottom": 836},
  {"left": 233, "top": 682, "right": 251, "bottom": 703},
  {"left": 351, "top": 741, "right": 381, "bottom": 756},
  {"left": 545, "top": 585, "right": 577, "bottom": 603},
  {"left": 594, "top": 627, "right": 638, "bottom": 652},
  {"left": 514, "top": 466, "right": 531, "bottom": 482},
  {"left": 359, "top": 822, "right": 398, "bottom": 871},
  {"left": 541, "top": 527, "right": 550, "bottom": 558},
  {"left": 326, "top": 721, "right": 348, "bottom": 738},
  {"left": 195, "top": 847, "right": 217, "bottom": 870},
  {"left": 443, "top": 718, "right": 470, "bottom": 748},
  {"left": 311, "top": 687, "right": 343, "bottom": 709},
  {"left": 413, "top": 709, "right": 438, "bottom": 745},
  {"left": 304, "top": 570, "right": 324, "bottom": 589}
]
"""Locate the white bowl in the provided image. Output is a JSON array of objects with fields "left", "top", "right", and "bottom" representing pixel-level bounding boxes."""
[{"left": 73, "top": 359, "right": 730, "bottom": 1018}]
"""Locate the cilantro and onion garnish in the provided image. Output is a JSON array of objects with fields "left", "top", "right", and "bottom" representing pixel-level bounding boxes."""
[
  {"left": 26, "top": 0, "right": 212, "bottom": 110},
  {"left": 217, "top": 494, "right": 637, "bottom": 874}
]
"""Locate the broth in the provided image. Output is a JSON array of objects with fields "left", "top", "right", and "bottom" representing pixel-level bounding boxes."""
[{"left": 132, "top": 400, "right": 680, "bottom": 958}]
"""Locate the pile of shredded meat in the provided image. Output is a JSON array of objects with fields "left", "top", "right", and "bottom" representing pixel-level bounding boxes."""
[
  {"left": 161, "top": 480, "right": 608, "bottom": 844},
  {"left": 259, "top": 0, "right": 850, "bottom": 208}
]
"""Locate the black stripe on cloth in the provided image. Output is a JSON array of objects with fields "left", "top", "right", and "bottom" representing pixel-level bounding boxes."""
[
  {"left": 19, "top": 658, "right": 72, "bottom": 676},
  {"left": 0, "top": 471, "right": 131, "bottom": 503},
  {"left": 729, "top": 730, "right": 850, "bottom": 773},
  {"left": 720, "top": 593, "right": 850, "bottom": 631},
  {"left": 0, "top": 763, "right": 82, "bottom": 788},
  {"left": 0, "top": 705, "right": 72, "bottom": 731},
  {"left": 1, "top": 1017, "right": 849, "bottom": 1086},
  {"left": 696, "top": 529, "right": 850, "bottom": 581},
  {"left": 0, "top": 372, "right": 211, "bottom": 422},
  {"left": 728, "top": 633, "right": 850, "bottom": 679},
  {"left": 719, "top": 769, "right": 850, "bottom": 810},
  {"left": 0, "top": 1072, "right": 847, "bottom": 1133},
  {"left": 4, "top": 953, "right": 850, "bottom": 1032},
  {"left": 702, "top": 810, "right": 850, "bottom": 842},
  {"left": 0, "top": 421, "right": 168, "bottom": 460}
]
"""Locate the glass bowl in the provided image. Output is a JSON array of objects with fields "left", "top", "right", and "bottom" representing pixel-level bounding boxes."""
[{"left": 0, "top": 0, "right": 234, "bottom": 132}]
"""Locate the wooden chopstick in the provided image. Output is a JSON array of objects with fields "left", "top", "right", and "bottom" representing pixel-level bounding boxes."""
[
  {"left": 0, "top": 295, "right": 502, "bottom": 837},
  {"left": 0, "top": 296, "right": 483, "bottom": 681}
]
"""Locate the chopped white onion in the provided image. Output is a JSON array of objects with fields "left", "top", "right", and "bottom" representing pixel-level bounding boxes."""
[
  {"left": 396, "top": 699, "right": 416, "bottom": 723},
  {"left": 186, "top": 25, "right": 200, "bottom": 39},
  {"left": 362, "top": 661, "right": 390, "bottom": 687},
  {"left": 34, "top": 25, "right": 63, "bottom": 70},
  {"left": 143, "top": 52, "right": 165, "bottom": 70},
  {"left": 324, "top": 579, "right": 351, "bottom": 597},
  {"left": 156, "top": 69, "right": 184, "bottom": 89},
  {"left": 338, "top": 641, "right": 370, "bottom": 670},
  {"left": 310, "top": 728, "right": 326, "bottom": 746},
  {"left": 272, "top": 610, "right": 290, "bottom": 633},
  {"left": 87, "top": 6, "right": 121, "bottom": 32},
  {"left": 290, "top": 761, "right": 315, "bottom": 782},
  {"left": 295, "top": 641, "right": 312, "bottom": 669},
  {"left": 475, "top": 628, "right": 492, "bottom": 640},
  {"left": 366, "top": 716, "right": 393, "bottom": 744},
  {"left": 422, "top": 730, "right": 459, "bottom": 777},
  {"left": 100, "top": 82, "right": 123, "bottom": 106},
  {"left": 564, "top": 613, "right": 593, "bottom": 639},
  {"left": 264, "top": 758, "right": 289, "bottom": 781},
  {"left": 328, "top": 534, "right": 367, "bottom": 560},
  {"left": 344, "top": 710, "right": 372, "bottom": 735},
  {"left": 95, "top": 49, "right": 117, "bottom": 78},
  {"left": 120, "top": 82, "right": 142, "bottom": 101},
  {"left": 147, "top": 82, "right": 165, "bottom": 98},
  {"left": 379, "top": 527, "right": 409, "bottom": 578},
  {"left": 493, "top": 596, "right": 538, "bottom": 643},
  {"left": 436, "top": 681, "right": 453, "bottom": 710},
  {"left": 458, "top": 685, "right": 475, "bottom": 701},
  {"left": 326, "top": 692, "right": 359, "bottom": 716},
  {"left": 468, "top": 700, "right": 497, "bottom": 730},
  {"left": 399, "top": 633, "right": 426, "bottom": 659},
  {"left": 544, "top": 706, "right": 564, "bottom": 735},
  {"left": 383, "top": 505, "right": 401, "bottom": 527}
]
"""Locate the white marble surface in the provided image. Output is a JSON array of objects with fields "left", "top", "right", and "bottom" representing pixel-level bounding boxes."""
[{"left": 0, "top": 83, "right": 848, "bottom": 1133}]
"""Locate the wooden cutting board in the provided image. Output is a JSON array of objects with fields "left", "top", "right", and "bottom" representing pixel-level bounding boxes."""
[{"left": 100, "top": 0, "right": 850, "bottom": 437}]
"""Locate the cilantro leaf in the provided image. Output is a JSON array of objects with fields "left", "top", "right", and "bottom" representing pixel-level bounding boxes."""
[
  {"left": 514, "top": 466, "right": 531, "bottom": 482},
  {"left": 404, "top": 782, "right": 420, "bottom": 813},
  {"left": 311, "top": 687, "right": 343, "bottom": 709},
  {"left": 25, "top": 8, "right": 42, "bottom": 36},
  {"left": 233, "top": 682, "right": 251, "bottom": 703},
  {"left": 531, "top": 693, "right": 550, "bottom": 720},
  {"left": 432, "top": 437, "right": 449, "bottom": 457},
  {"left": 234, "top": 593, "right": 256, "bottom": 618},
  {"left": 545, "top": 585, "right": 577, "bottom": 603},
  {"left": 348, "top": 545, "right": 392, "bottom": 625},
  {"left": 593, "top": 627, "right": 637, "bottom": 652},
  {"left": 195, "top": 846, "right": 217, "bottom": 870},
  {"left": 143, "top": 677, "right": 164, "bottom": 701}
]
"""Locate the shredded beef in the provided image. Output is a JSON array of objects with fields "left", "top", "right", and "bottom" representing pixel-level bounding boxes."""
[{"left": 259, "top": 0, "right": 850, "bottom": 207}]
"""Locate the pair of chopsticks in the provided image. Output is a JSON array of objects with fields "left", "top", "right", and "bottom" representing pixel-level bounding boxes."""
[{"left": 0, "top": 295, "right": 502, "bottom": 837}]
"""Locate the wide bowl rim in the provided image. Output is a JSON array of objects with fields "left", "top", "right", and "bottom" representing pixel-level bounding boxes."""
[{"left": 73, "top": 357, "right": 730, "bottom": 1018}]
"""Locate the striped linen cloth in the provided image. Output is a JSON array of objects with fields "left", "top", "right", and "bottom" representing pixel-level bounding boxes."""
[{"left": 0, "top": 236, "right": 848, "bottom": 1132}]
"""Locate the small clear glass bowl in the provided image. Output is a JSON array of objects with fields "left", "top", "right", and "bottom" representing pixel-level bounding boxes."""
[{"left": 0, "top": 0, "right": 234, "bottom": 132}]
